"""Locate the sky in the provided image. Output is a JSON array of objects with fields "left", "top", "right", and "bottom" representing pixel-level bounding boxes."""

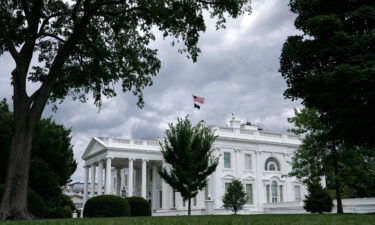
[{"left": 0, "top": 0, "right": 302, "bottom": 181}]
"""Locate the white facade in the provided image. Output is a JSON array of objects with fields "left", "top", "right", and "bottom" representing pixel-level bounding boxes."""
[{"left": 81, "top": 117, "right": 307, "bottom": 215}]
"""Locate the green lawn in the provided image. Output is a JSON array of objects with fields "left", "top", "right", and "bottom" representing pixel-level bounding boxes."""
[{"left": 2, "top": 214, "right": 375, "bottom": 225}]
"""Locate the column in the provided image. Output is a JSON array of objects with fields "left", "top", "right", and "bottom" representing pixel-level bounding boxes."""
[
  {"left": 152, "top": 163, "right": 158, "bottom": 210},
  {"left": 98, "top": 160, "right": 104, "bottom": 195},
  {"left": 161, "top": 162, "right": 168, "bottom": 209},
  {"left": 83, "top": 166, "right": 90, "bottom": 205},
  {"left": 90, "top": 164, "right": 96, "bottom": 198},
  {"left": 116, "top": 168, "right": 122, "bottom": 196},
  {"left": 141, "top": 159, "right": 147, "bottom": 199},
  {"left": 127, "top": 158, "right": 134, "bottom": 197},
  {"left": 105, "top": 157, "right": 112, "bottom": 194}
]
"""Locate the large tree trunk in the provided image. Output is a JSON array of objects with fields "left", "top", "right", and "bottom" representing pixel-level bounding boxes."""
[
  {"left": 0, "top": 113, "right": 35, "bottom": 220},
  {"left": 188, "top": 197, "right": 191, "bottom": 216},
  {"left": 332, "top": 145, "right": 344, "bottom": 214}
]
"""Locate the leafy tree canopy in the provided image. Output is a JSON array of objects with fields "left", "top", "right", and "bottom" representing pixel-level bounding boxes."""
[
  {"left": 280, "top": 0, "right": 375, "bottom": 148},
  {"left": 288, "top": 108, "right": 375, "bottom": 198},
  {"left": 0, "top": 0, "right": 251, "bottom": 108},
  {"left": 222, "top": 179, "right": 247, "bottom": 215},
  {"left": 304, "top": 182, "right": 333, "bottom": 214},
  {"left": 0, "top": 99, "right": 77, "bottom": 206},
  {"left": 158, "top": 116, "right": 219, "bottom": 215}
]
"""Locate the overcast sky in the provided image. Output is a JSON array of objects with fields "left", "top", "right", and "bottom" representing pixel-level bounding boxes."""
[{"left": 0, "top": 0, "right": 302, "bottom": 181}]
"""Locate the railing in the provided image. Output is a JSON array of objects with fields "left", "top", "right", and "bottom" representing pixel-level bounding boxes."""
[
  {"left": 219, "top": 127, "right": 234, "bottom": 133},
  {"left": 112, "top": 138, "right": 131, "bottom": 144},
  {"left": 287, "top": 135, "right": 300, "bottom": 140},
  {"left": 240, "top": 129, "right": 254, "bottom": 135},
  {"left": 259, "top": 132, "right": 282, "bottom": 138}
]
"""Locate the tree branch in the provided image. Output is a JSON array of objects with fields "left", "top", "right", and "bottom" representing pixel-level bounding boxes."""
[
  {"left": 1, "top": 31, "right": 19, "bottom": 61},
  {"left": 196, "top": 0, "right": 220, "bottom": 5},
  {"left": 72, "top": 0, "right": 83, "bottom": 27},
  {"left": 97, "top": 6, "right": 140, "bottom": 17},
  {"left": 38, "top": 33, "right": 67, "bottom": 43},
  {"left": 20, "top": 0, "right": 32, "bottom": 25},
  {"left": 38, "top": 12, "right": 66, "bottom": 35}
]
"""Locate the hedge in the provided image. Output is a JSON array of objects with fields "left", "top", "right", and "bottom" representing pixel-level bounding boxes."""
[
  {"left": 83, "top": 195, "right": 130, "bottom": 217},
  {"left": 126, "top": 197, "right": 151, "bottom": 216},
  {"left": 0, "top": 184, "right": 46, "bottom": 218}
]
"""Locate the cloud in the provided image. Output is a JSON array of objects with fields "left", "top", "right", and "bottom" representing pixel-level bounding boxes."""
[{"left": 0, "top": 0, "right": 301, "bottom": 181}]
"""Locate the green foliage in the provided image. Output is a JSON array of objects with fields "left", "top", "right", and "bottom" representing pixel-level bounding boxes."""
[
  {"left": 280, "top": 0, "right": 375, "bottom": 149},
  {"left": 222, "top": 179, "right": 247, "bottom": 214},
  {"left": 126, "top": 197, "right": 151, "bottom": 217},
  {"left": 158, "top": 116, "right": 219, "bottom": 215},
  {"left": 0, "top": 0, "right": 251, "bottom": 108},
  {"left": 288, "top": 108, "right": 375, "bottom": 197},
  {"left": 304, "top": 182, "right": 333, "bottom": 213},
  {"left": 0, "top": 184, "right": 46, "bottom": 218},
  {"left": 83, "top": 195, "right": 130, "bottom": 218},
  {"left": 47, "top": 206, "right": 72, "bottom": 219},
  {"left": 0, "top": 99, "right": 77, "bottom": 207}
]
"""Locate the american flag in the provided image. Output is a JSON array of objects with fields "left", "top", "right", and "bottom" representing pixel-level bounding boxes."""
[{"left": 193, "top": 95, "right": 204, "bottom": 104}]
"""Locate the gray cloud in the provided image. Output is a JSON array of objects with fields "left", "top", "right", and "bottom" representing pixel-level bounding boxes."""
[{"left": 0, "top": 0, "right": 301, "bottom": 181}]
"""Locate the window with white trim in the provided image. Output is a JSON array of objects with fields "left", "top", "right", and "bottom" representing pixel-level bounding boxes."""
[
  {"left": 224, "top": 152, "right": 231, "bottom": 168},
  {"left": 271, "top": 181, "right": 278, "bottom": 203},
  {"left": 294, "top": 186, "right": 301, "bottom": 201},
  {"left": 245, "top": 183, "right": 253, "bottom": 205},
  {"left": 245, "top": 154, "right": 252, "bottom": 170},
  {"left": 265, "top": 157, "right": 281, "bottom": 171}
]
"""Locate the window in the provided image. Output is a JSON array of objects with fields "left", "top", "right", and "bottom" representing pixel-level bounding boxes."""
[
  {"left": 183, "top": 200, "right": 186, "bottom": 207},
  {"left": 193, "top": 196, "right": 197, "bottom": 206},
  {"left": 294, "top": 186, "right": 301, "bottom": 201},
  {"left": 245, "top": 154, "right": 252, "bottom": 170},
  {"left": 265, "top": 157, "right": 281, "bottom": 171},
  {"left": 271, "top": 181, "right": 278, "bottom": 203},
  {"left": 266, "top": 185, "right": 270, "bottom": 203},
  {"left": 205, "top": 185, "right": 209, "bottom": 200},
  {"left": 279, "top": 185, "right": 283, "bottom": 202},
  {"left": 159, "top": 191, "right": 162, "bottom": 208},
  {"left": 246, "top": 184, "right": 253, "bottom": 205},
  {"left": 224, "top": 152, "right": 231, "bottom": 168},
  {"left": 225, "top": 183, "right": 230, "bottom": 193},
  {"left": 172, "top": 191, "right": 176, "bottom": 208}
]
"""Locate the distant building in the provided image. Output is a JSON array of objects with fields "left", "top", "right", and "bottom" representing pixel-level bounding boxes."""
[{"left": 82, "top": 116, "right": 307, "bottom": 215}]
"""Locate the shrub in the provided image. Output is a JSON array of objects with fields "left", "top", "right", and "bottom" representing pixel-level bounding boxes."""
[
  {"left": 304, "top": 182, "right": 333, "bottom": 213},
  {"left": 83, "top": 195, "right": 130, "bottom": 217},
  {"left": 0, "top": 184, "right": 46, "bottom": 218},
  {"left": 126, "top": 197, "right": 151, "bottom": 216},
  {"left": 47, "top": 206, "right": 72, "bottom": 218},
  {"left": 222, "top": 179, "right": 247, "bottom": 214}
]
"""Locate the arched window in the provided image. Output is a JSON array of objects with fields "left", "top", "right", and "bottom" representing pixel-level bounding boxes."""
[{"left": 265, "top": 157, "right": 280, "bottom": 171}]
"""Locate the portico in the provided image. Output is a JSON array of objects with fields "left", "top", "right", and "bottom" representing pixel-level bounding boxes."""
[{"left": 81, "top": 137, "right": 168, "bottom": 210}]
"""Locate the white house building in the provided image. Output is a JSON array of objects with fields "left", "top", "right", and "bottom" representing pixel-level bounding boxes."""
[{"left": 82, "top": 116, "right": 308, "bottom": 215}]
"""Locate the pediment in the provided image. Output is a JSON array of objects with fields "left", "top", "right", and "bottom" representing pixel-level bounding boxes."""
[
  {"left": 221, "top": 173, "right": 236, "bottom": 180},
  {"left": 81, "top": 137, "right": 107, "bottom": 160}
]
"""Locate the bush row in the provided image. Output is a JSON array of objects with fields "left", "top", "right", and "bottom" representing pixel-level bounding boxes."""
[
  {"left": 0, "top": 184, "right": 74, "bottom": 218},
  {"left": 83, "top": 195, "right": 151, "bottom": 217}
]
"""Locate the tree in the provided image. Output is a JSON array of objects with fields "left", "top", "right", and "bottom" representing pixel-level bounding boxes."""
[
  {"left": 280, "top": 0, "right": 375, "bottom": 149},
  {"left": 158, "top": 117, "right": 219, "bottom": 216},
  {"left": 288, "top": 108, "right": 375, "bottom": 213},
  {"left": 0, "top": 0, "right": 251, "bottom": 219},
  {"left": 304, "top": 181, "right": 333, "bottom": 214},
  {"left": 222, "top": 179, "right": 247, "bottom": 215},
  {"left": 288, "top": 108, "right": 344, "bottom": 213},
  {"left": 0, "top": 99, "right": 77, "bottom": 208}
]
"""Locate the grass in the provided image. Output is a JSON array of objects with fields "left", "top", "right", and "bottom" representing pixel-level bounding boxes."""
[{"left": 1, "top": 214, "right": 375, "bottom": 225}]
